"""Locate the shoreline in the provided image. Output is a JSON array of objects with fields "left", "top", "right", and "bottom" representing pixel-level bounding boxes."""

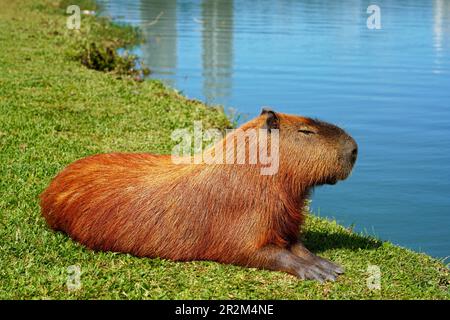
[{"left": 0, "top": 0, "right": 448, "bottom": 299}]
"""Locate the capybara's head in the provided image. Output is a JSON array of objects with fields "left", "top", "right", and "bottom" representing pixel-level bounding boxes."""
[{"left": 259, "top": 108, "right": 358, "bottom": 185}]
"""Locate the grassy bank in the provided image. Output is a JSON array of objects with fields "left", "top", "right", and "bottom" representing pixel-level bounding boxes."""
[{"left": 0, "top": 0, "right": 448, "bottom": 299}]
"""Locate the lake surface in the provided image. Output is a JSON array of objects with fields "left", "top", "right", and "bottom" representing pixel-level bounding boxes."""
[{"left": 98, "top": 0, "right": 450, "bottom": 260}]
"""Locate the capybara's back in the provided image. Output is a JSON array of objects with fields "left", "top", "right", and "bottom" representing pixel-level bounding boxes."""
[{"left": 41, "top": 110, "right": 357, "bottom": 282}]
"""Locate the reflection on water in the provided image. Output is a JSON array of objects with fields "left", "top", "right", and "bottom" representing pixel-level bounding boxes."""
[
  {"left": 98, "top": 0, "right": 450, "bottom": 260},
  {"left": 140, "top": 0, "right": 177, "bottom": 86},
  {"left": 433, "top": 0, "right": 450, "bottom": 74},
  {"left": 201, "top": 0, "right": 233, "bottom": 104},
  {"left": 131, "top": 0, "right": 234, "bottom": 101}
]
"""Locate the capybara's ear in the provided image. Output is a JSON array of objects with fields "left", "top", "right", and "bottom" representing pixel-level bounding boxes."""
[{"left": 261, "top": 107, "right": 279, "bottom": 131}]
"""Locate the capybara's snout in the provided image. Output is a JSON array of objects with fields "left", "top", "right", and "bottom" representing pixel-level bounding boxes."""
[
  {"left": 342, "top": 135, "right": 358, "bottom": 166},
  {"left": 337, "top": 133, "right": 358, "bottom": 181}
]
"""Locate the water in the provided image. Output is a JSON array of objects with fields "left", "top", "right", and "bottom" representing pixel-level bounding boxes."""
[{"left": 97, "top": 0, "right": 450, "bottom": 261}]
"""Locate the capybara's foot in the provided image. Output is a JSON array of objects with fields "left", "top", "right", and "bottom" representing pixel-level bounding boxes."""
[
  {"left": 293, "top": 261, "right": 337, "bottom": 282},
  {"left": 290, "top": 241, "right": 344, "bottom": 278},
  {"left": 247, "top": 245, "right": 338, "bottom": 282},
  {"left": 313, "top": 256, "right": 344, "bottom": 275}
]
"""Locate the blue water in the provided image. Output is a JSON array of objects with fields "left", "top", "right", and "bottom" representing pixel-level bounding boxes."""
[{"left": 98, "top": 0, "right": 450, "bottom": 261}]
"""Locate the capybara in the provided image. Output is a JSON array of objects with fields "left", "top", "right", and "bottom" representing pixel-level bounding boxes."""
[{"left": 40, "top": 109, "right": 357, "bottom": 282}]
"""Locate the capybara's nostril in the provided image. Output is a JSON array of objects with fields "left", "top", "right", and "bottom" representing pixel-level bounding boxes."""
[{"left": 350, "top": 147, "right": 358, "bottom": 164}]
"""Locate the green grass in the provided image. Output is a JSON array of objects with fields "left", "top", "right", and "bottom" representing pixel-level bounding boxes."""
[{"left": 0, "top": 0, "right": 448, "bottom": 300}]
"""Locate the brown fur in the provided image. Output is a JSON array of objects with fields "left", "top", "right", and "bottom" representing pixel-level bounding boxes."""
[{"left": 40, "top": 111, "right": 357, "bottom": 280}]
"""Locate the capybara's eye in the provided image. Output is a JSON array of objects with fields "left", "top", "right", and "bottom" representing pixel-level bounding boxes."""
[{"left": 298, "top": 129, "right": 316, "bottom": 135}]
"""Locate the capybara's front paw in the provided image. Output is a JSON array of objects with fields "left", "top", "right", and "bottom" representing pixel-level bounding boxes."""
[
  {"left": 294, "top": 262, "right": 338, "bottom": 282},
  {"left": 314, "top": 257, "right": 345, "bottom": 276}
]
